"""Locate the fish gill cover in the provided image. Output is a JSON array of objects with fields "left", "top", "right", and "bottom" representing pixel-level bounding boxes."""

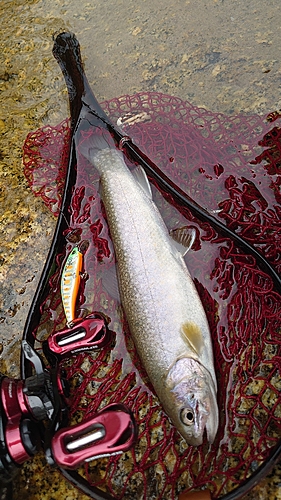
[{"left": 23, "top": 92, "right": 281, "bottom": 499}]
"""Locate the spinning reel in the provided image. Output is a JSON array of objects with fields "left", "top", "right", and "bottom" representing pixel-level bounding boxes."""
[{"left": 0, "top": 315, "right": 136, "bottom": 490}]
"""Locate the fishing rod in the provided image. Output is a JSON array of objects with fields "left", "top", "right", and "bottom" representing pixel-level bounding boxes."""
[
  {"left": 51, "top": 32, "right": 281, "bottom": 500},
  {"left": 0, "top": 31, "right": 275, "bottom": 500}
]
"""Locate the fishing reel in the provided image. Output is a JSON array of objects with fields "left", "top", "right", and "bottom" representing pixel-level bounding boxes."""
[
  {"left": 0, "top": 339, "right": 62, "bottom": 484},
  {"left": 0, "top": 314, "right": 137, "bottom": 486}
]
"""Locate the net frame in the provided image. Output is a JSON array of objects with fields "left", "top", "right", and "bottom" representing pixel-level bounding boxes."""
[{"left": 20, "top": 33, "right": 281, "bottom": 500}]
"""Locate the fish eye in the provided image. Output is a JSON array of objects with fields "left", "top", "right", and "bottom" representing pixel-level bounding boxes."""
[{"left": 180, "top": 408, "right": 194, "bottom": 426}]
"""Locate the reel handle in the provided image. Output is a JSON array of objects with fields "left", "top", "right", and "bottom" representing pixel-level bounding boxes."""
[
  {"left": 44, "top": 313, "right": 113, "bottom": 358},
  {"left": 51, "top": 403, "right": 137, "bottom": 469}
]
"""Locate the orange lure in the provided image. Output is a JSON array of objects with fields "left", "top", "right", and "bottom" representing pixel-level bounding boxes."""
[{"left": 61, "top": 242, "right": 88, "bottom": 327}]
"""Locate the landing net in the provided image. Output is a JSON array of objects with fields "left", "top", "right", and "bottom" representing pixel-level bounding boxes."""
[{"left": 23, "top": 92, "right": 281, "bottom": 499}]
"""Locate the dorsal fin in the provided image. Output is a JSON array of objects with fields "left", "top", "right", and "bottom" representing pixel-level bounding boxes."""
[
  {"left": 181, "top": 321, "right": 203, "bottom": 355},
  {"left": 131, "top": 166, "right": 152, "bottom": 198},
  {"left": 170, "top": 227, "right": 196, "bottom": 256}
]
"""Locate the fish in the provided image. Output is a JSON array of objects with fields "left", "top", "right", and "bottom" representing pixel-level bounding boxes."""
[
  {"left": 81, "top": 132, "right": 219, "bottom": 446},
  {"left": 61, "top": 240, "right": 88, "bottom": 327}
]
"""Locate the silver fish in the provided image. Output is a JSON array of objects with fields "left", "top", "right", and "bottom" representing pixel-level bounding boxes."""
[{"left": 81, "top": 135, "right": 218, "bottom": 446}]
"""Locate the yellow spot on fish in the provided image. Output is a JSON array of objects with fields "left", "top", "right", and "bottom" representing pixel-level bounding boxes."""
[{"left": 181, "top": 321, "right": 203, "bottom": 355}]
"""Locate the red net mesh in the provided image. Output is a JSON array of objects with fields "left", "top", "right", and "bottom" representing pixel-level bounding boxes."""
[{"left": 22, "top": 92, "right": 281, "bottom": 499}]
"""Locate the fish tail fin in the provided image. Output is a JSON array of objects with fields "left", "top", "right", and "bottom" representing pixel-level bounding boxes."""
[{"left": 79, "top": 128, "right": 117, "bottom": 164}]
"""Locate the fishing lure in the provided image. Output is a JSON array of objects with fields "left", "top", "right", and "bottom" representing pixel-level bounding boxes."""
[{"left": 61, "top": 240, "right": 89, "bottom": 327}]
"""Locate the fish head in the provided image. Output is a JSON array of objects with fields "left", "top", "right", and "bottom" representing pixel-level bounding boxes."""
[{"left": 166, "top": 357, "right": 218, "bottom": 446}]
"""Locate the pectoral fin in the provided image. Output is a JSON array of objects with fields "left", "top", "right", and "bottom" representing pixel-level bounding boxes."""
[{"left": 181, "top": 321, "right": 203, "bottom": 355}]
